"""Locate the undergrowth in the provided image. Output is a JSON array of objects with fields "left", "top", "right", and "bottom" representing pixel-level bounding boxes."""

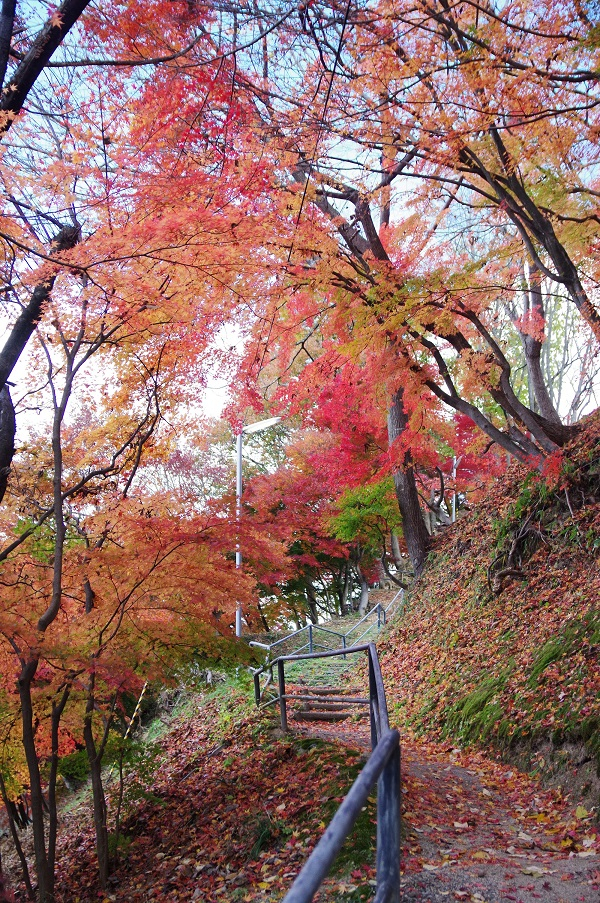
[
  {"left": 381, "top": 414, "right": 600, "bottom": 809},
  {"left": 53, "top": 666, "right": 377, "bottom": 903}
]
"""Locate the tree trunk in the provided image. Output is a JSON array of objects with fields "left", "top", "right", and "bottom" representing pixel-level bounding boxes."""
[
  {"left": 48, "top": 687, "right": 70, "bottom": 878},
  {"left": 0, "top": 385, "right": 15, "bottom": 503},
  {"left": 256, "top": 598, "right": 270, "bottom": 632},
  {"left": 18, "top": 662, "right": 54, "bottom": 903},
  {"left": 355, "top": 565, "right": 369, "bottom": 615},
  {"left": 305, "top": 581, "right": 318, "bottom": 624},
  {"left": 380, "top": 549, "right": 408, "bottom": 588},
  {"left": 0, "top": 774, "right": 34, "bottom": 900},
  {"left": 388, "top": 389, "right": 430, "bottom": 576},
  {"left": 522, "top": 264, "right": 563, "bottom": 425},
  {"left": 83, "top": 683, "right": 110, "bottom": 889},
  {"left": 0, "top": 3, "right": 93, "bottom": 135},
  {"left": 339, "top": 561, "right": 351, "bottom": 615},
  {"left": 0, "top": 226, "right": 81, "bottom": 394},
  {"left": 390, "top": 533, "right": 404, "bottom": 570}
]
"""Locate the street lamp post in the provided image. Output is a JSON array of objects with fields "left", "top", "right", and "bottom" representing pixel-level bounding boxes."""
[
  {"left": 235, "top": 416, "right": 281, "bottom": 637},
  {"left": 451, "top": 455, "right": 463, "bottom": 524}
]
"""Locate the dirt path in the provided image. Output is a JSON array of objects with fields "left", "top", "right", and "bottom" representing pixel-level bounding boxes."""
[{"left": 292, "top": 719, "right": 600, "bottom": 902}]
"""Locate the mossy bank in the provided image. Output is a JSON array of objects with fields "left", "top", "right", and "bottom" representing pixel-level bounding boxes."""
[{"left": 381, "top": 414, "right": 600, "bottom": 815}]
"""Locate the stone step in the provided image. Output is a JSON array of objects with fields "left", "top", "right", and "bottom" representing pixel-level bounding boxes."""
[
  {"left": 298, "top": 686, "right": 364, "bottom": 696},
  {"left": 295, "top": 701, "right": 367, "bottom": 712},
  {"left": 288, "top": 694, "right": 369, "bottom": 706},
  {"left": 294, "top": 711, "right": 358, "bottom": 722}
]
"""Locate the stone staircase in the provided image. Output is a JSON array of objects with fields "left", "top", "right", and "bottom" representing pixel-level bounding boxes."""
[
  {"left": 291, "top": 685, "right": 369, "bottom": 723},
  {"left": 251, "top": 589, "right": 404, "bottom": 725},
  {"left": 284, "top": 650, "right": 369, "bottom": 725}
]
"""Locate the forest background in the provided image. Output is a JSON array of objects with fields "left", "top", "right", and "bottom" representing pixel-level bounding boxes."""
[{"left": 0, "top": 1, "right": 598, "bottom": 901}]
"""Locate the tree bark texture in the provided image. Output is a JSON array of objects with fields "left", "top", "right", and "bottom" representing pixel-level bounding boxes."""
[
  {"left": 388, "top": 388, "right": 430, "bottom": 577},
  {"left": 522, "top": 264, "right": 563, "bottom": 425},
  {"left": 0, "top": 225, "right": 80, "bottom": 395},
  {"left": 0, "top": 385, "right": 15, "bottom": 503}
]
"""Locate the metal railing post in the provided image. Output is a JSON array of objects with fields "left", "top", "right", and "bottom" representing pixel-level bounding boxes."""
[
  {"left": 342, "top": 634, "right": 346, "bottom": 660},
  {"left": 368, "top": 651, "right": 378, "bottom": 751},
  {"left": 376, "top": 741, "right": 401, "bottom": 903},
  {"left": 278, "top": 658, "right": 288, "bottom": 732},
  {"left": 254, "top": 671, "right": 261, "bottom": 705},
  {"left": 308, "top": 624, "right": 313, "bottom": 654},
  {"left": 257, "top": 646, "right": 400, "bottom": 903},
  {"left": 377, "top": 605, "right": 381, "bottom": 629}
]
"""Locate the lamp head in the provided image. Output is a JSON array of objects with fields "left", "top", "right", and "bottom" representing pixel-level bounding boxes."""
[{"left": 242, "top": 416, "right": 281, "bottom": 435}]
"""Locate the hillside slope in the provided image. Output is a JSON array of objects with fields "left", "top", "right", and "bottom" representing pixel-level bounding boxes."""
[{"left": 381, "top": 414, "right": 600, "bottom": 812}]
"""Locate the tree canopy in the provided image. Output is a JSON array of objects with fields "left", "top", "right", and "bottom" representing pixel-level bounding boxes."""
[{"left": 0, "top": 2, "right": 599, "bottom": 898}]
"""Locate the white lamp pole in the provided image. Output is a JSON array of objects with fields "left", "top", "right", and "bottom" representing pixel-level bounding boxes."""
[
  {"left": 235, "top": 416, "right": 281, "bottom": 637},
  {"left": 451, "top": 455, "right": 463, "bottom": 524}
]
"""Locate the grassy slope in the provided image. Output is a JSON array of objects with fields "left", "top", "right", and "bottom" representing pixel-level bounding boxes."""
[
  {"left": 10, "top": 428, "right": 600, "bottom": 900},
  {"left": 381, "top": 414, "right": 600, "bottom": 810},
  {"left": 52, "top": 674, "right": 376, "bottom": 903}
]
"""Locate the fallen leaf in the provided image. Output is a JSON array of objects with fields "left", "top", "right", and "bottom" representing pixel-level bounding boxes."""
[{"left": 521, "top": 866, "right": 547, "bottom": 878}]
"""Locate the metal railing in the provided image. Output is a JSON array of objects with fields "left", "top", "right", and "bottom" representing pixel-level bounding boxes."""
[
  {"left": 255, "top": 644, "right": 401, "bottom": 903},
  {"left": 249, "top": 588, "right": 403, "bottom": 661}
]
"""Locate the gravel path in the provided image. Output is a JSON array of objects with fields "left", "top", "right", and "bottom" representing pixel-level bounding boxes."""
[{"left": 292, "top": 720, "right": 600, "bottom": 903}]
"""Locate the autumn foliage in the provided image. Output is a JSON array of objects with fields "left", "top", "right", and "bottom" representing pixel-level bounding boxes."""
[
  {"left": 0, "top": 1, "right": 598, "bottom": 900},
  {"left": 381, "top": 415, "right": 600, "bottom": 777}
]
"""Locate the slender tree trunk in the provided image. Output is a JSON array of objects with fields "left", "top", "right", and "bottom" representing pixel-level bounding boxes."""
[
  {"left": 0, "top": 385, "right": 15, "bottom": 503},
  {"left": 112, "top": 750, "right": 126, "bottom": 871},
  {"left": 520, "top": 263, "right": 563, "bottom": 424},
  {"left": 256, "top": 598, "right": 270, "bottom": 632},
  {"left": 358, "top": 576, "right": 369, "bottom": 615},
  {"left": 305, "top": 581, "right": 318, "bottom": 624},
  {"left": 340, "top": 562, "right": 352, "bottom": 615},
  {"left": 48, "top": 686, "right": 70, "bottom": 877},
  {"left": 18, "top": 662, "right": 54, "bottom": 903},
  {"left": 353, "top": 559, "right": 370, "bottom": 615},
  {"left": 0, "top": 774, "right": 34, "bottom": 900},
  {"left": 390, "top": 533, "right": 403, "bottom": 570},
  {"left": 388, "top": 388, "right": 430, "bottom": 576},
  {"left": 83, "top": 678, "right": 110, "bottom": 889},
  {"left": 380, "top": 548, "right": 408, "bottom": 588},
  {"left": 288, "top": 600, "right": 303, "bottom": 630}
]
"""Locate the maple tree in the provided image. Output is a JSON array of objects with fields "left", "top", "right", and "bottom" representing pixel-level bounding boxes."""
[
  {"left": 0, "top": 8, "right": 292, "bottom": 895},
  {"left": 0, "top": 265, "right": 273, "bottom": 898},
  {"left": 330, "top": 478, "right": 408, "bottom": 591},
  {"left": 0, "top": 4, "right": 598, "bottom": 898},
  {"left": 244, "top": 431, "right": 353, "bottom": 626},
  {"left": 207, "top": 0, "right": 600, "bottom": 572},
  {"left": 0, "top": 0, "right": 280, "bottom": 480}
]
